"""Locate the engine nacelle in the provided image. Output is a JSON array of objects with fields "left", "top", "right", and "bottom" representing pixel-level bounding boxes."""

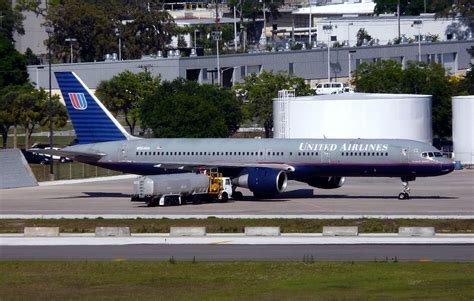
[
  {"left": 232, "top": 168, "right": 288, "bottom": 196},
  {"left": 305, "top": 176, "right": 345, "bottom": 189}
]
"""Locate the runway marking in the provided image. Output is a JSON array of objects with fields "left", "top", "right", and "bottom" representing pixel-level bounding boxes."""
[
  {"left": 418, "top": 258, "right": 433, "bottom": 262},
  {"left": 112, "top": 258, "right": 127, "bottom": 261},
  {"left": 209, "top": 240, "right": 233, "bottom": 245}
]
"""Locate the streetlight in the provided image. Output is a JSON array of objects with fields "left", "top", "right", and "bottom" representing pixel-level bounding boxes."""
[
  {"left": 412, "top": 20, "right": 423, "bottom": 61},
  {"left": 308, "top": 0, "right": 313, "bottom": 45},
  {"left": 348, "top": 50, "right": 356, "bottom": 82},
  {"left": 45, "top": 25, "right": 54, "bottom": 181},
  {"left": 65, "top": 38, "right": 76, "bottom": 64},
  {"left": 259, "top": 0, "right": 266, "bottom": 47},
  {"left": 115, "top": 28, "right": 122, "bottom": 61},
  {"left": 323, "top": 23, "right": 333, "bottom": 82},
  {"left": 212, "top": 31, "right": 222, "bottom": 86}
]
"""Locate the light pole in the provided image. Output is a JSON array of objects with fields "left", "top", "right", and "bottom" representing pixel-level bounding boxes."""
[
  {"left": 46, "top": 25, "right": 54, "bottom": 181},
  {"left": 259, "top": 0, "right": 266, "bottom": 47},
  {"left": 413, "top": 20, "right": 423, "bottom": 61},
  {"left": 233, "top": 5, "right": 238, "bottom": 52},
  {"left": 65, "top": 38, "right": 76, "bottom": 64},
  {"left": 323, "top": 23, "right": 333, "bottom": 82},
  {"left": 347, "top": 22, "right": 353, "bottom": 46},
  {"left": 115, "top": 28, "right": 122, "bottom": 61},
  {"left": 348, "top": 50, "right": 356, "bottom": 82},
  {"left": 212, "top": 31, "right": 222, "bottom": 85},
  {"left": 308, "top": 0, "right": 312, "bottom": 45}
]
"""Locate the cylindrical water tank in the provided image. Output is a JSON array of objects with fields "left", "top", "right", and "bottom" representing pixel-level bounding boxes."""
[
  {"left": 273, "top": 93, "right": 432, "bottom": 143},
  {"left": 452, "top": 96, "right": 474, "bottom": 164}
]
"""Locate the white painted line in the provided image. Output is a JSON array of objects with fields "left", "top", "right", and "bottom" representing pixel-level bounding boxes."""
[
  {"left": 38, "top": 175, "right": 136, "bottom": 186},
  {"left": 1, "top": 234, "right": 473, "bottom": 246},
  {"left": 0, "top": 214, "right": 473, "bottom": 220}
]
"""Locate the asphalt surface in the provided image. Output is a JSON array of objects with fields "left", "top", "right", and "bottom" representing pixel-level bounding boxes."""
[
  {"left": 1, "top": 244, "right": 472, "bottom": 261},
  {"left": 1, "top": 170, "right": 473, "bottom": 216}
]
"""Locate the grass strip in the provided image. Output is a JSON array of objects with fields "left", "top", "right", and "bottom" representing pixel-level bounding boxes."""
[
  {"left": 1, "top": 218, "right": 472, "bottom": 233},
  {"left": 0, "top": 261, "right": 472, "bottom": 300}
]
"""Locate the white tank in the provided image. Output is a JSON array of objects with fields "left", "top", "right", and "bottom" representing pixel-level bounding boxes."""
[
  {"left": 273, "top": 93, "right": 432, "bottom": 143},
  {"left": 134, "top": 173, "right": 210, "bottom": 197},
  {"left": 452, "top": 96, "right": 474, "bottom": 164}
]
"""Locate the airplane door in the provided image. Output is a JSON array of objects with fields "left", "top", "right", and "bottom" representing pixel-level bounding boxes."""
[
  {"left": 322, "top": 150, "right": 331, "bottom": 163},
  {"left": 400, "top": 147, "right": 409, "bottom": 162},
  {"left": 120, "top": 144, "right": 127, "bottom": 161}
]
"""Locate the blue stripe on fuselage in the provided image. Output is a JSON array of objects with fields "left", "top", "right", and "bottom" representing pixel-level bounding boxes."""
[{"left": 87, "top": 161, "right": 454, "bottom": 178}]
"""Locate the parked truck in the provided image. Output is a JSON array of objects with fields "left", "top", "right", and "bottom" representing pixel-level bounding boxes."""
[{"left": 131, "top": 171, "right": 234, "bottom": 206}]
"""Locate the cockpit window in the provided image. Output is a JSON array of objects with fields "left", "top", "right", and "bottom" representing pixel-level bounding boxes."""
[
  {"left": 428, "top": 152, "right": 434, "bottom": 157},
  {"left": 434, "top": 152, "right": 442, "bottom": 157},
  {"left": 421, "top": 153, "right": 427, "bottom": 158}
]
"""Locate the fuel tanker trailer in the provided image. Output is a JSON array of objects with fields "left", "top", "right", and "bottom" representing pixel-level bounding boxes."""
[{"left": 131, "top": 172, "right": 234, "bottom": 206}]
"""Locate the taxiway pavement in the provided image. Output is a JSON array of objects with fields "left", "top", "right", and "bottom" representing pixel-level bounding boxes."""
[{"left": 1, "top": 170, "right": 473, "bottom": 217}]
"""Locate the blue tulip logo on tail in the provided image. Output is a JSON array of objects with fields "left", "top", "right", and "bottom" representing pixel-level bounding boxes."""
[
  {"left": 55, "top": 71, "right": 131, "bottom": 144},
  {"left": 68, "top": 93, "right": 87, "bottom": 110}
]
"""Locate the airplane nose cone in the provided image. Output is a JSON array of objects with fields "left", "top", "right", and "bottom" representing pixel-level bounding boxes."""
[{"left": 440, "top": 161, "right": 455, "bottom": 174}]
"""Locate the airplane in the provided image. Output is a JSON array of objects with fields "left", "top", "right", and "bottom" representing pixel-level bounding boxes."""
[{"left": 33, "top": 71, "right": 455, "bottom": 201}]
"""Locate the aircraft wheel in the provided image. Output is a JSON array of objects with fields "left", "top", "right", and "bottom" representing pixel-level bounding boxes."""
[
  {"left": 60, "top": 157, "right": 66, "bottom": 163},
  {"left": 398, "top": 192, "right": 410, "bottom": 200}
]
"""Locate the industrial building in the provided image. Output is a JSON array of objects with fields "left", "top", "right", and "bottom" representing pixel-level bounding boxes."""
[
  {"left": 273, "top": 92, "right": 432, "bottom": 143},
  {"left": 29, "top": 40, "right": 473, "bottom": 90},
  {"left": 452, "top": 96, "right": 474, "bottom": 165}
]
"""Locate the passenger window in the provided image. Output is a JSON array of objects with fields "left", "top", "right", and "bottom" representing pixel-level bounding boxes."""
[
  {"left": 281, "top": 152, "right": 284, "bottom": 156},
  {"left": 350, "top": 152, "right": 353, "bottom": 156},
  {"left": 290, "top": 152, "right": 292, "bottom": 156},
  {"left": 260, "top": 152, "right": 263, "bottom": 156},
  {"left": 136, "top": 152, "right": 139, "bottom": 156}
]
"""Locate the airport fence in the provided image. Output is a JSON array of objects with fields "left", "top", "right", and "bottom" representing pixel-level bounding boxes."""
[{"left": 30, "top": 162, "right": 123, "bottom": 182}]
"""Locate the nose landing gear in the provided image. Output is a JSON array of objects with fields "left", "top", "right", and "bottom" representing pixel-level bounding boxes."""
[{"left": 398, "top": 177, "right": 415, "bottom": 200}]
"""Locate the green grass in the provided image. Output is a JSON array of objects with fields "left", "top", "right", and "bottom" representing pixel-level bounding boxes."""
[
  {"left": 1, "top": 218, "right": 472, "bottom": 233},
  {"left": 0, "top": 261, "right": 472, "bottom": 300}
]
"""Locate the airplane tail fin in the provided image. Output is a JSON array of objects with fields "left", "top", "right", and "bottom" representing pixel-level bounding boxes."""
[{"left": 55, "top": 71, "right": 134, "bottom": 144}]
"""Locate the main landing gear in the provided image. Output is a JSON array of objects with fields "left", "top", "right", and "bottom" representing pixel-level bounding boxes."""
[{"left": 398, "top": 177, "right": 415, "bottom": 200}]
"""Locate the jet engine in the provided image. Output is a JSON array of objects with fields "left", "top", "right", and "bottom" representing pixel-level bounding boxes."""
[
  {"left": 304, "top": 176, "right": 345, "bottom": 189},
  {"left": 232, "top": 168, "right": 288, "bottom": 197}
]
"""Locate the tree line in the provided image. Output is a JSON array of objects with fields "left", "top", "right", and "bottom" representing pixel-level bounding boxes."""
[
  {"left": 0, "top": 1, "right": 67, "bottom": 148},
  {"left": 95, "top": 70, "right": 312, "bottom": 139}
]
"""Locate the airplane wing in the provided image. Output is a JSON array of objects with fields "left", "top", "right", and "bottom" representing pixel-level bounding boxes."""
[
  {"left": 29, "top": 148, "right": 105, "bottom": 161},
  {"left": 153, "top": 162, "right": 295, "bottom": 172}
]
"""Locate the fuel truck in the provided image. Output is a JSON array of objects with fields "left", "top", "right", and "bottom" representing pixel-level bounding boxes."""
[{"left": 131, "top": 171, "right": 234, "bottom": 206}]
